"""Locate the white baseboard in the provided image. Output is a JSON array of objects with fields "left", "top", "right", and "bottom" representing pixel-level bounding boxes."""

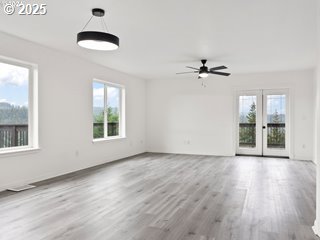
[
  {"left": 292, "top": 155, "right": 313, "bottom": 161},
  {"left": 313, "top": 220, "right": 320, "bottom": 236},
  {"left": 0, "top": 150, "right": 146, "bottom": 192}
]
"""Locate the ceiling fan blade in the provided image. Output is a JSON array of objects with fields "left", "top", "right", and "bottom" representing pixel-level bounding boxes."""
[
  {"left": 176, "top": 71, "right": 199, "bottom": 75},
  {"left": 210, "top": 71, "right": 231, "bottom": 76},
  {"left": 186, "top": 66, "right": 200, "bottom": 70},
  {"left": 210, "top": 66, "right": 227, "bottom": 71}
]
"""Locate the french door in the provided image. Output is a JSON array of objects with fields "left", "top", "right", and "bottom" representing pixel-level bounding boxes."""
[{"left": 236, "top": 89, "right": 289, "bottom": 157}]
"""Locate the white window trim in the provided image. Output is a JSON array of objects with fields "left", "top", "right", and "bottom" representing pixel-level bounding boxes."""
[
  {"left": 92, "top": 136, "right": 126, "bottom": 143},
  {"left": 0, "top": 56, "right": 39, "bottom": 154},
  {"left": 93, "top": 79, "right": 126, "bottom": 141},
  {"left": 0, "top": 147, "right": 40, "bottom": 157}
]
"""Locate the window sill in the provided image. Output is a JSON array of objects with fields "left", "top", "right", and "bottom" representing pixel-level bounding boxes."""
[
  {"left": 92, "top": 136, "right": 127, "bottom": 143},
  {"left": 0, "top": 147, "right": 41, "bottom": 157}
]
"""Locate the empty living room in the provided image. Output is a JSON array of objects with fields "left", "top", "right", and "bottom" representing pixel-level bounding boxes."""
[{"left": 1, "top": 0, "right": 320, "bottom": 239}]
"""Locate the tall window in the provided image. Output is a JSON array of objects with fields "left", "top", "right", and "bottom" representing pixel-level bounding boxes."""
[
  {"left": 0, "top": 58, "right": 37, "bottom": 151},
  {"left": 93, "top": 80, "right": 125, "bottom": 140}
]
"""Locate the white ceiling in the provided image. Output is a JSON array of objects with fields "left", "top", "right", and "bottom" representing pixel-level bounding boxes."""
[{"left": 0, "top": 0, "right": 317, "bottom": 80}]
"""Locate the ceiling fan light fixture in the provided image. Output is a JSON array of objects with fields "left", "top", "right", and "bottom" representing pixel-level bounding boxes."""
[
  {"left": 199, "top": 71, "right": 209, "bottom": 78},
  {"left": 176, "top": 59, "right": 230, "bottom": 78},
  {"left": 77, "top": 8, "right": 119, "bottom": 51}
]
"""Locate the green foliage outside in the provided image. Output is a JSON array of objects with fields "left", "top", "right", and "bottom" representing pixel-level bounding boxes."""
[
  {"left": 239, "top": 102, "right": 256, "bottom": 147},
  {"left": 0, "top": 104, "right": 28, "bottom": 124},
  {"left": 0, "top": 103, "right": 29, "bottom": 148},
  {"left": 93, "top": 107, "right": 119, "bottom": 139},
  {"left": 239, "top": 102, "right": 285, "bottom": 148},
  {"left": 246, "top": 103, "right": 256, "bottom": 124},
  {"left": 267, "top": 110, "right": 285, "bottom": 147}
]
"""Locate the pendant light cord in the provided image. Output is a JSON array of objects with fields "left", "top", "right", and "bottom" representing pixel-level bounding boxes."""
[
  {"left": 81, "top": 15, "right": 94, "bottom": 31},
  {"left": 81, "top": 15, "right": 109, "bottom": 32},
  {"left": 101, "top": 18, "right": 109, "bottom": 32}
]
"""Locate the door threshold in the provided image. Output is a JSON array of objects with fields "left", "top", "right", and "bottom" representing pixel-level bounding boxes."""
[{"left": 236, "top": 154, "right": 289, "bottom": 159}]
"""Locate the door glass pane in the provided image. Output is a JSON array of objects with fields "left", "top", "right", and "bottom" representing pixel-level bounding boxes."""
[
  {"left": 0, "top": 62, "right": 29, "bottom": 148},
  {"left": 239, "top": 96, "right": 256, "bottom": 148},
  {"left": 93, "top": 82, "right": 104, "bottom": 139},
  {"left": 107, "top": 86, "right": 120, "bottom": 137},
  {"left": 266, "top": 95, "right": 285, "bottom": 149}
]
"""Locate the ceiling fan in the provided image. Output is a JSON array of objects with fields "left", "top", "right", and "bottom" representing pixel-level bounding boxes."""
[{"left": 176, "top": 59, "right": 231, "bottom": 78}]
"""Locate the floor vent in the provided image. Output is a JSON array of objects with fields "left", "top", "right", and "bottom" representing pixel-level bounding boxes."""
[{"left": 7, "top": 185, "right": 36, "bottom": 192}]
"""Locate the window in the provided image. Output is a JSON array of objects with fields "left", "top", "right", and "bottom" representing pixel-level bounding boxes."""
[
  {"left": 0, "top": 57, "right": 38, "bottom": 152},
  {"left": 93, "top": 80, "right": 125, "bottom": 140}
]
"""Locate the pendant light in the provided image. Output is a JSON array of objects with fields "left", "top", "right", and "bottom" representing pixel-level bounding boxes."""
[{"left": 77, "top": 8, "right": 119, "bottom": 51}]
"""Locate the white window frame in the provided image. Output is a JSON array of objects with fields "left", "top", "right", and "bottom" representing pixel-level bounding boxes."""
[
  {"left": 93, "top": 79, "right": 126, "bottom": 141},
  {"left": 0, "top": 56, "right": 39, "bottom": 154}
]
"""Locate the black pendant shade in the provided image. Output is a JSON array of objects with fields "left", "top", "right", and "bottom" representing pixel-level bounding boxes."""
[
  {"left": 77, "top": 8, "right": 119, "bottom": 51},
  {"left": 77, "top": 31, "right": 119, "bottom": 51}
]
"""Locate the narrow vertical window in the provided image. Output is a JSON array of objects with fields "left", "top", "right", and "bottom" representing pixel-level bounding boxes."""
[
  {"left": 93, "top": 80, "right": 125, "bottom": 140},
  {"left": 93, "top": 82, "right": 105, "bottom": 139},
  {"left": 107, "top": 86, "right": 120, "bottom": 137},
  {"left": 0, "top": 58, "right": 37, "bottom": 152}
]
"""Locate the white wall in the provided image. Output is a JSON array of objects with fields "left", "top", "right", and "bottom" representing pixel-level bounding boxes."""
[
  {"left": 0, "top": 32, "right": 147, "bottom": 191},
  {"left": 312, "top": 0, "right": 320, "bottom": 236},
  {"left": 147, "top": 70, "right": 315, "bottom": 160},
  {"left": 313, "top": 63, "right": 320, "bottom": 236},
  {"left": 0, "top": 30, "right": 315, "bottom": 192}
]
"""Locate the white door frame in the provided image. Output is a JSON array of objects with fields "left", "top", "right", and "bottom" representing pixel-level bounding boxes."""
[
  {"left": 262, "top": 89, "right": 290, "bottom": 157},
  {"left": 236, "top": 90, "right": 263, "bottom": 155},
  {"left": 235, "top": 89, "right": 290, "bottom": 157}
]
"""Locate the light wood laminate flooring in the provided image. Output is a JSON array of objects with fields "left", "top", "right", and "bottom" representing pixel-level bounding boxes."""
[{"left": 0, "top": 153, "right": 317, "bottom": 240}]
